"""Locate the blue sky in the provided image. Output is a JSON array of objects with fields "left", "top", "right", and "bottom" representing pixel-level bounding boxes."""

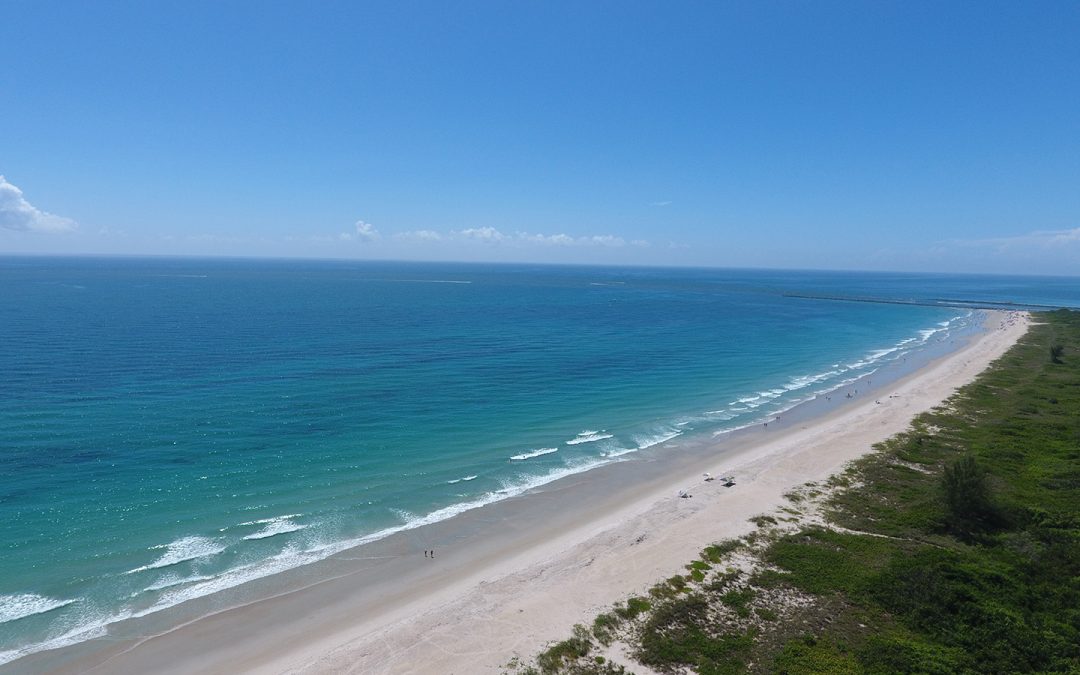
[{"left": 2, "top": 1, "right": 1078, "bottom": 274}]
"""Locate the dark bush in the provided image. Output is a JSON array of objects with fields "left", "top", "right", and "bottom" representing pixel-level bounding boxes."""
[{"left": 941, "top": 455, "right": 1000, "bottom": 533}]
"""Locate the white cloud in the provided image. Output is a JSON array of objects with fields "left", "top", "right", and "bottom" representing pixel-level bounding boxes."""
[
  {"left": 355, "top": 220, "right": 379, "bottom": 241},
  {"left": 951, "top": 226, "right": 1080, "bottom": 251},
  {"left": 905, "top": 226, "right": 1080, "bottom": 275},
  {"left": 649, "top": 200, "right": 672, "bottom": 207},
  {"left": 0, "top": 175, "right": 77, "bottom": 233},
  {"left": 457, "top": 226, "right": 506, "bottom": 242},
  {"left": 584, "top": 235, "right": 626, "bottom": 247},
  {"left": 518, "top": 232, "right": 576, "bottom": 245},
  {"left": 395, "top": 229, "right": 442, "bottom": 242},
  {"left": 440, "top": 227, "right": 648, "bottom": 249},
  {"left": 340, "top": 219, "right": 380, "bottom": 242}
]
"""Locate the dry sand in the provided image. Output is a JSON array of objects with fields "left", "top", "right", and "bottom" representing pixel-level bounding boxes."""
[{"left": 41, "top": 311, "right": 1029, "bottom": 675}]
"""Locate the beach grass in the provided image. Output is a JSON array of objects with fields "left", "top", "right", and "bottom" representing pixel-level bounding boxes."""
[{"left": 510, "top": 310, "right": 1080, "bottom": 674}]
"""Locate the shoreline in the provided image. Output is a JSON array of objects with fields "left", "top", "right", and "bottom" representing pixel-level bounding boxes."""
[{"left": 17, "top": 310, "right": 1029, "bottom": 674}]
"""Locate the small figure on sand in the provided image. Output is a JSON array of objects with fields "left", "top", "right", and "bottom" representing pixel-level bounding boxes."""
[
  {"left": 678, "top": 489, "right": 692, "bottom": 499},
  {"left": 703, "top": 472, "right": 715, "bottom": 482}
]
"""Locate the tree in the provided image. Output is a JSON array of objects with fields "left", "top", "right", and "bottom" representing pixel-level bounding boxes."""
[{"left": 941, "top": 455, "right": 996, "bottom": 532}]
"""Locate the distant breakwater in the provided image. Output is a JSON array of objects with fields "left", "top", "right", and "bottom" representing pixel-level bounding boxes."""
[{"left": 783, "top": 292, "right": 1073, "bottom": 312}]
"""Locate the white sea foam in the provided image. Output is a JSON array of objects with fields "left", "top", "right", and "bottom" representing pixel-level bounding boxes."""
[
  {"left": 124, "top": 536, "right": 226, "bottom": 574},
  {"left": 705, "top": 410, "right": 737, "bottom": 420},
  {"left": 0, "top": 594, "right": 77, "bottom": 625},
  {"left": 510, "top": 447, "right": 558, "bottom": 461},
  {"left": 843, "top": 316, "right": 964, "bottom": 372},
  {"left": 143, "top": 574, "right": 216, "bottom": 592},
  {"left": 0, "top": 619, "right": 110, "bottom": 667},
  {"left": 784, "top": 369, "right": 841, "bottom": 391},
  {"left": 129, "top": 546, "right": 326, "bottom": 623},
  {"left": 242, "top": 515, "right": 308, "bottom": 541},
  {"left": 446, "top": 475, "right": 478, "bottom": 484},
  {"left": 846, "top": 345, "right": 904, "bottom": 370},
  {"left": 325, "top": 458, "right": 615, "bottom": 552},
  {"left": 633, "top": 429, "right": 682, "bottom": 450},
  {"left": 237, "top": 514, "right": 303, "bottom": 526},
  {"left": 918, "top": 327, "right": 944, "bottom": 341},
  {"left": 566, "top": 430, "right": 614, "bottom": 445},
  {"left": 601, "top": 447, "right": 638, "bottom": 458}
]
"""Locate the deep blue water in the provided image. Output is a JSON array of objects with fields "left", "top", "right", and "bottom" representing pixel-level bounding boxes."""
[{"left": 1, "top": 257, "right": 1076, "bottom": 664}]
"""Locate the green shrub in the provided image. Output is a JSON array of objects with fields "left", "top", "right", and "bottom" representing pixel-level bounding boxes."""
[
  {"left": 637, "top": 594, "right": 753, "bottom": 673},
  {"left": 1050, "top": 344, "right": 1064, "bottom": 363},
  {"left": 720, "top": 588, "right": 755, "bottom": 618},
  {"left": 756, "top": 606, "right": 778, "bottom": 622},
  {"left": 591, "top": 612, "right": 620, "bottom": 646},
  {"left": 856, "top": 634, "right": 964, "bottom": 674},
  {"left": 941, "top": 455, "right": 1000, "bottom": 533},
  {"left": 771, "top": 634, "right": 858, "bottom": 674},
  {"left": 703, "top": 540, "right": 741, "bottom": 562},
  {"left": 537, "top": 624, "right": 592, "bottom": 674},
  {"left": 612, "top": 596, "right": 650, "bottom": 621}
]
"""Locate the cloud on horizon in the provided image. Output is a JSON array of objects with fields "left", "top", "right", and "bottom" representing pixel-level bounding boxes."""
[
  {"left": 946, "top": 227, "right": 1080, "bottom": 257},
  {"left": 951, "top": 226, "right": 1080, "bottom": 251},
  {"left": 395, "top": 229, "right": 443, "bottom": 242},
  {"left": 457, "top": 226, "right": 506, "bottom": 242},
  {"left": 454, "top": 227, "right": 648, "bottom": 248},
  {"left": 0, "top": 175, "right": 77, "bottom": 233},
  {"left": 883, "top": 225, "right": 1080, "bottom": 276},
  {"left": 340, "top": 220, "right": 380, "bottom": 242}
]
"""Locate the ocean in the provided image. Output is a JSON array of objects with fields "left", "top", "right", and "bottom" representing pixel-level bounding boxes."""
[{"left": 1, "top": 257, "right": 1076, "bottom": 666}]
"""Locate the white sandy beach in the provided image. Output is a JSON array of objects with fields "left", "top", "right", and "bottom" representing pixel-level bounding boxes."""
[{"left": 35, "top": 311, "right": 1028, "bottom": 675}]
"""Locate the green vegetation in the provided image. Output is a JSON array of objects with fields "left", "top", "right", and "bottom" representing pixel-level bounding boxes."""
[
  {"left": 941, "top": 455, "right": 1000, "bottom": 534},
  {"left": 702, "top": 540, "right": 741, "bottom": 562},
  {"left": 772, "top": 635, "right": 858, "bottom": 674},
  {"left": 749, "top": 515, "right": 778, "bottom": 528},
  {"left": 612, "top": 597, "right": 651, "bottom": 621},
  {"left": 511, "top": 310, "right": 1080, "bottom": 674},
  {"left": 536, "top": 625, "right": 593, "bottom": 674},
  {"left": 1050, "top": 343, "right": 1064, "bottom": 363},
  {"left": 637, "top": 593, "right": 755, "bottom": 674}
]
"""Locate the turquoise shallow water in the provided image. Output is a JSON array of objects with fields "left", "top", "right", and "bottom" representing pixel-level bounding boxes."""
[{"left": 1, "top": 258, "right": 1076, "bottom": 664}]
